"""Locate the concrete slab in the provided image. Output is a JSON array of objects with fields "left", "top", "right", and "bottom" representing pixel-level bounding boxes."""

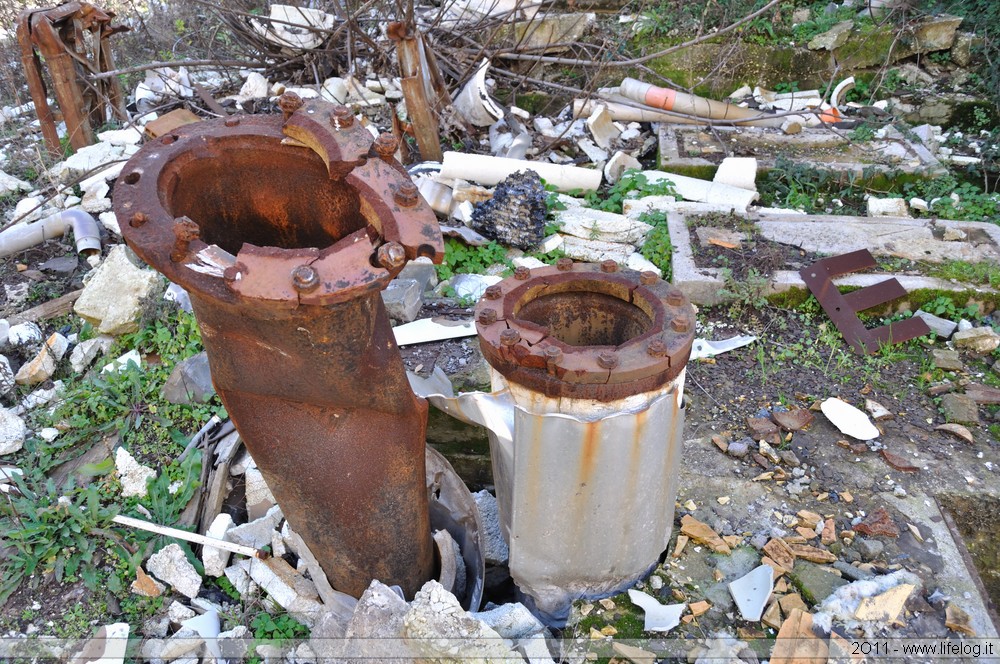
[{"left": 667, "top": 210, "right": 1000, "bottom": 305}]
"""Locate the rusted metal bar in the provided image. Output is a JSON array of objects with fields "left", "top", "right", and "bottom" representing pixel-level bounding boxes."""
[
  {"left": 388, "top": 22, "right": 444, "bottom": 162},
  {"left": 799, "top": 249, "right": 930, "bottom": 355},
  {"left": 114, "top": 96, "right": 443, "bottom": 598},
  {"left": 16, "top": 2, "right": 127, "bottom": 157}
]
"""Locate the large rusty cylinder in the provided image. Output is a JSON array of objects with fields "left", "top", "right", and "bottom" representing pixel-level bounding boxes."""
[
  {"left": 473, "top": 261, "right": 696, "bottom": 623},
  {"left": 113, "top": 98, "right": 443, "bottom": 598}
]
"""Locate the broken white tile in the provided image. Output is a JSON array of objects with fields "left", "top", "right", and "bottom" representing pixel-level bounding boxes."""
[
  {"left": 627, "top": 589, "right": 685, "bottom": 632},
  {"left": 728, "top": 564, "right": 773, "bottom": 622},
  {"left": 821, "top": 398, "right": 880, "bottom": 440}
]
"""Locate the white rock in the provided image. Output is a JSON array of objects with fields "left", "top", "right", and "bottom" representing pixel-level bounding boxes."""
[
  {"left": 102, "top": 349, "right": 142, "bottom": 374},
  {"left": 320, "top": 77, "right": 349, "bottom": 104},
  {"left": 12, "top": 196, "right": 44, "bottom": 223},
  {"left": 97, "top": 126, "right": 143, "bottom": 146},
  {"left": 74, "top": 245, "right": 162, "bottom": 335},
  {"left": 19, "top": 380, "right": 62, "bottom": 412},
  {"left": 115, "top": 446, "right": 156, "bottom": 497},
  {"left": 63, "top": 195, "right": 82, "bottom": 208},
  {"left": 147, "top": 543, "right": 203, "bottom": 599},
  {"left": 15, "top": 333, "right": 68, "bottom": 386},
  {"left": 821, "top": 397, "right": 880, "bottom": 440},
  {"left": 555, "top": 207, "right": 652, "bottom": 246},
  {"left": 38, "top": 427, "right": 59, "bottom": 442},
  {"left": 96, "top": 211, "right": 120, "bottom": 236},
  {"left": 0, "top": 170, "right": 31, "bottom": 197},
  {"left": 867, "top": 196, "right": 909, "bottom": 218},
  {"left": 603, "top": 151, "right": 641, "bottom": 184},
  {"left": 404, "top": 580, "right": 515, "bottom": 660},
  {"left": 473, "top": 602, "right": 545, "bottom": 639},
  {"left": 909, "top": 197, "right": 929, "bottom": 212},
  {"left": 576, "top": 138, "right": 608, "bottom": 165},
  {"left": 713, "top": 157, "right": 758, "bottom": 192},
  {"left": 511, "top": 256, "right": 548, "bottom": 270},
  {"left": 242, "top": 557, "right": 323, "bottom": 626},
  {"left": 560, "top": 235, "right": 635, "bottom": 263},
  {"left": 168, "top": 600, "right": 196, "bottom": 624},
  {"left": 0, "top": 355, "right": 14, "bottom": 396},
  {"left": 0, "top": 408, "right": 27, "bottom": 455},
  {"left": 450, "top": 273, "right": 502, "bottom": 300},
  {"left": 942, "top": 226, "right": 967, "bottom": 241},
  {"left": 202, "top": 513, "right": 234, "bottom": 577},
  {"left": 538, "top": 234, "right": 564, "bottom": 253},
  {"left": 228, "top": 504, "right": 283, "bottom": 548},
  {"left": 50, "top": 141, "right": 133, "bottom": 182},
  {"left": 586, "top": 104, "right": 621, "bottom": 149},
  {"left": 8, "top": 322, "right": 42, "bottom": 348},
  {"left": 70, "top": 335, "right": 114, "bottom": 373},
  {"left": 626, "top": 252, "right": 662, "bottom": 276},
  {"left": 0, "top": 319, "right": 8, "bottom": 347},
  {"left": 244, "top": 465, "right": 276, "bottom": 509},
  {"left": 239, "top": 72, "right": 269, "bottom": 100}
]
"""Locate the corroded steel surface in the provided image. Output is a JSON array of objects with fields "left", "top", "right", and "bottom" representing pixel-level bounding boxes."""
[
  {"left": 799, "top": 249, "right": 930, "bottom": 355},
  {"left": 475, "top": 261, "right": 696, "bottom": 401},
  {"left": 114, "top": 97, "right": 442, "bottom": 598}
]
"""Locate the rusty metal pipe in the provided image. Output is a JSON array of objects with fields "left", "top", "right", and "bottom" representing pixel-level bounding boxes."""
[{"left": 114, "top": 97, "right": 443, "bottom": 598}]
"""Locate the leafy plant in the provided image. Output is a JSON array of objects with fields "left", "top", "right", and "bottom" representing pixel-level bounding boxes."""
[
  {"left": 0, "top": 475, "right": 123, "bottom": 606},
  {"left": 584, "top": 170, "right": 677, "bottom": 213},
  {"left": 921, "top": 295, "right": 981, "bottom": 322},
  {"left": 638, "top": 211, "right": 673, "bottom": 280},
  {"left": 434, "top": 238, "right": 510, "bottom": 281},
  {"left": 247, "top": 611, "right": 310, "bottom": 663}
]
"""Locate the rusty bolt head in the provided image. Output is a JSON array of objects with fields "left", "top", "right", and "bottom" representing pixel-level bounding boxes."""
[
  {"left": 331, "top": 105, "right": 354, "bottom": 127},
  {"left": 671, "top": 316, "right": 691, "bottom": 333},
  {"left": 556, "top": 257, "right": 574, "bottom": 271},
  {"left": 667, "top": 290, "right": 686, "bottom": 307},
  {"left": 544, "top": 346, "right": 562, "bottom": 361},
  {"left": 374, "top": 133, "right": 400, "bottom": 160},
  {"left": 377, "top": 242, "right": 407, "bottom": 270},
  {"left": 600, "top": 259, "right": 619, "bottom": 273},
  {"left": 500, "top": 329, "right": 521, "bottom": 346},
  {"left": 129, "top": 212, "right": 149, "bottom": 228},
  {"left": 478, "top": 308, "right": 498, "bottom": 325},
  {"left": 291, "top": 265, "right": 320, "bottom": 292},
  {"left": 173, "top": 217, "right": 200, "bottom": 242},
  {"left": 639, "top": 271, "right": 659, "bottom": 285},
  {"left": 514, "top": 266, "right": 530, "bottom": 280},
  {"left": 394, "top": 181, "right": 419, "bottom": 207},
  {"left": 484, "top": 285, "right": 502, "bottom": 300},
  {"left": 224, "top": 117, "right": 240, "bottom": 127},
  {"left": 647, "top": 339, "right": 669, "bottom": 357},
  {"left": 597, "top": 350, "right": 619, "bottom": 369},
  {"left": 278, "top": 91, "right": 304, "bottom": 119}
]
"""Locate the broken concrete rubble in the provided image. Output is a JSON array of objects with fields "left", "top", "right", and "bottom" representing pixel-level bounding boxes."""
[{"left": 74, "top": 245, "right": 163, "bottom": 335}]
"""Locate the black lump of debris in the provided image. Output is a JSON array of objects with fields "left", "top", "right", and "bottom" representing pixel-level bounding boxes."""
[{"left": 469, "top": 170, "right": 547, "bottom": 250}]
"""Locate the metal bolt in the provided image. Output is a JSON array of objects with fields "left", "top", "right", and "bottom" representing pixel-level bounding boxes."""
[
  {"left": 544, "top": 345, "right": 562, "bottom": 374},
  {"left": 484, "top": 285, "right": 502, "bottom": 300},
  {"left": 671, "top": 317, "right": 691, "bottom": 333},
  {"left": 667, "top": 290, "right": 685, "bottom": 307},
  {"left": 129, "top": 212, "right": 149, "bottom": 228},
  {"left": 639, "top": 271, "right": 659, "bottom": 285},
  {"left": 647, "top": 339, "right": 668, "bottom": 357},
  {"left": 597, "top": 350, "right": 619, "bottom": 369},
  {"left": 170, "top": 216, "right": 200, "bottom": 262},
  {"left": 291, "top": 265, "right": 320, "bottom": 292},
  {"left": 331, "top": 105, "right": 354, "bottom": 127},
  {"left": 514, "top": 266, "right": 530, "bottom": 280},
  {"left": 394, "top": 181, "right": 419, "bottom": 207},
  {"left": 278, "top": 91, "right": 303, "bottom": 120},
  {"left": 373, "top": 133, "right": 399, "bottom": 160},
  {"left": 556, "top": 257, "right": 574, "bottom": 271},
  {"left": 478, "top": 308, "right": 497, "bottom": 325},
  {"left": 600, "top": 259, "right": 618, "bottom": 273},
  {"left": 500, "top": 329, "right": 521, "bottom": 346},
  {"left": 377, "top": 242, "right": 407, "bottom": 270},
  {"left": 224, "top": 117, "right": 240, "bottom": 127}
]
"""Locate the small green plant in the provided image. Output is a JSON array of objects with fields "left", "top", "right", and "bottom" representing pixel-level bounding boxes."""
[
  {"left": 247, "top": 611, "right": 310, "bottom": 663},
  {"left": 638, "top": 211, "right": 672, "bottom": 280},
  {"left": 848, "top": 122, "right": 877, "bottom": 142},
  {"left": 772, "top": 80, "right": 800, "bottom": 94},
  {"left": 434, "top": 239, "right": 510, "bottom": 281},
  {"left": 921, "top": 295, "right": 981, "bottom": 322},
  {"left": 584, "top": 171, "right": 677, "bottom": 214}
]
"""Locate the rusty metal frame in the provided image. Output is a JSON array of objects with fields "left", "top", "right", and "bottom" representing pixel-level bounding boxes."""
[
  {"left": 799, "top": 249, "right": 930, "bottom": 355},
  {"left": 16, "top": 2, "right": 127, "bottom": 158},
  {"left": 475, "top": 259, "right": 695, "bottom": 401},
  {"left": 115, "top": 96, "right": 443, "bottom": 598}
]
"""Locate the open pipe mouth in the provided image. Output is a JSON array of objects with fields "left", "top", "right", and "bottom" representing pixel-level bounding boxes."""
[
  {"left": 161, "top": 136, "right": 368, "bottom": 256},
  {"left": 475, "top": 261, "right": 696, "bottom": 401},
  {"left": 514, "top": 286, "right": 653, "bottom": 348}
]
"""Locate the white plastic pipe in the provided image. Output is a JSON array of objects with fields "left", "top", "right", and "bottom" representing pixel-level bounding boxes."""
[
  {"left": 440, "top": 151, "right": 602, "bottom": 192},
  {"left": 619, "top": 78, "right": 786, "bottom": 128},
  {"left": 0, "top": 209, "right": 101, "bottom": 259}
]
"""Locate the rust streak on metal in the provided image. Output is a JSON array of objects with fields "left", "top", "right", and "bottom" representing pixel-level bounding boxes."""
[
  {"left": 799, "top": 249, "right": 930, "bottom": 355},
  {"left": 114, "top": 99, "right": 442, "bottom": 598}
]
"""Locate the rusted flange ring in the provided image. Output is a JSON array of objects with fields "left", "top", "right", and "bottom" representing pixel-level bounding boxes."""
[
  {"left": 475, "top": 263, "right": 695, "bottom": 401},
  {"left": 113, "top": 98, "right": 442, "bottom": 308}
]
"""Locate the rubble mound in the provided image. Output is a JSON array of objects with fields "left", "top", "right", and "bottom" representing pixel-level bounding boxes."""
[{"left": 469, "top": 170, "right": 546, "bottom": 250}]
